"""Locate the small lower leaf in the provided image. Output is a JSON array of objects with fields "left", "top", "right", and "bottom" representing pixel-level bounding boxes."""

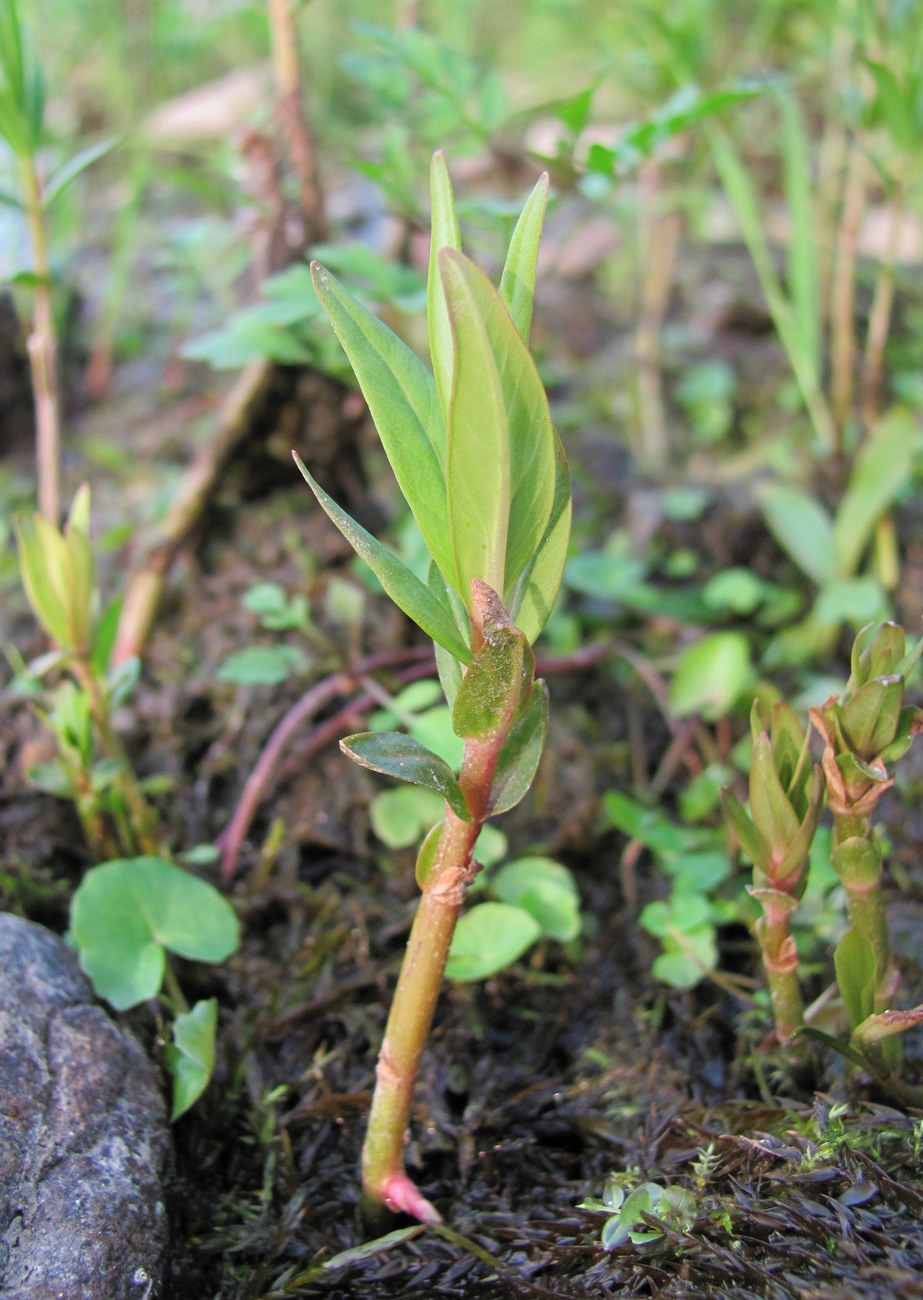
[
  {"left": 492, "top": 857, "right": 581, "bottom": 942},
  {"left": 852, "top": 1004, "right": 923, "bottom": 1047},
  {"left": 341, "top": 731, "right": 471, "bottom": 820},
  {"left": 165, "top": 998, "right": 218, "bottom": 1120}
]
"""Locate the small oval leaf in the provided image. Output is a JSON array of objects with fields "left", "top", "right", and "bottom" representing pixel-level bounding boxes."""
[
  {"left": 444, "top": 902, "right": 541, "bottom": 981},
  {"left": 340, "top": 731, "right": 471, "bottom": 820}
]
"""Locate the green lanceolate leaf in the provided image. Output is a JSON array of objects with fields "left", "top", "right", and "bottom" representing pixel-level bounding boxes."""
[
  {"left": 440, "top": 247, "right": 557, "bottom": 607},
  {"left": 498, "top": 172, "right": 550, "bottom": 343},
  {"left": 489, "top": 680, "right": 549, "bottom": 814},
  {"left": 452, "top": 616, "right": 526, "bottom": 743},
  {"left": 834, "top": 926, "right": 877, "bottom": 1031},
  {"left": 0, "top": 0, "right": 44, "bottom": 156},
  {"left": 841, "top": 677, "right": 904, "bottom": 760},
  {"left": 428, "top": 150, "right": 463, "bottom": 422},
  {"left": 340, "top": 731, "right": 471, "bottom": 820},
  {"left": 14, "top": 513, "right": 71, "bottom": 645},
  {"left": 165, "top": 998, "right": 218, "bottom": 1120},
  {"left": 294, "top": 453, "right": 470, "bottom": 664},
  {"left": 43, "top": 136, "right": 118, "bottom": 208},
  {"left": 748, "top": 733, "right": 801, "bottom": 861},
  {"left": 508, "top": 432, "right": 572, "bottom": 644},
  {"left": 720, "top": 788, "right": 771, "bottom": 877},
  {"left": 309, "top": 263, "right": 456, "bottom": 587}
]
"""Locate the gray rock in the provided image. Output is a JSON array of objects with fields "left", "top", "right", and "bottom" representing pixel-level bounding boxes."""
[{"left": 0, "top": 913, "right": 171, "bottom": 1299}]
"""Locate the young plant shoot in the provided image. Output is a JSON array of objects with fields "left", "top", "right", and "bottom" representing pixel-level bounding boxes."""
[
  {"left": 721, "top": 701, "right": 824, "bottom": 1043},
  {"left": 297, "top": 151, "right": 570, "bottom": 1223}
]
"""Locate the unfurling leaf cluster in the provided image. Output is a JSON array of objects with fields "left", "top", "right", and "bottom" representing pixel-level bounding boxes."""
[{"left": 297, "top": 149, "right": 570, "bottom": 663}]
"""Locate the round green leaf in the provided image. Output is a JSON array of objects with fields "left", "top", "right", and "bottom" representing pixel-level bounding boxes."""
[
  {"left": 669, "top": 632, "right": 753, "bottom": 721},
  {"left": 70, "top": 857, "right": 240, "bottom": 1010},
  {"left": 371, "top": 786, "right": 444, "bottom": 849},
  {"left": 492, "top": 857, "right": 581, "bottom": 941},
  {"left": 445, "top": 902, "right": 541, "bottom": 982}
]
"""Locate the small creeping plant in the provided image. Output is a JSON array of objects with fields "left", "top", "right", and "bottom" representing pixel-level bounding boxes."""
[{"left": 298, "top": 151, "right": 570, "bottom": 1223}]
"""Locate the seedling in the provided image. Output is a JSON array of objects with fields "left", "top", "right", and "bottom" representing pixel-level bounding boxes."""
[
  {"left": 14, "top": 486, "right": 160, "bottom": 859},
  {"left": 70, "top": 855, "right": 239, "bottom": 1118},
  {"left": 299, "top": 151, "right": 570, "bottom": 1222},
  {"left": 724, "top": 623, "right": 923, "bottom": 1097},
  {"left": 13, "top": 488, "right": 240, "bottom": 1116},
  {"left": 580, "top": 1175, "right": 697, "bottom": 1249},
  {"left": 721, "top": 702, "right": 825, "bottom": 1041}
]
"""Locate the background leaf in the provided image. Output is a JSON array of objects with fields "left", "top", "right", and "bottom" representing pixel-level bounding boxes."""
[
  {"left": 445, "top": 901, "right": 541, "bottom": 981},
  {"left": 833, "top": 410, "right": 915, "bottom": 579},
  {"left": 757, "top": 483, "right": 836, "bottom": 586},
  {"left": 669, "top": 632, "right": 753, "bottom": 720},
  {"left": 492, "top": 857, "right": 581, "bottom": 941}
]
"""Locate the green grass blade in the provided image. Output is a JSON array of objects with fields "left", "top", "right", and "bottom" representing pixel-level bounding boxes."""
[
  {"left": 833, "top": 408, "right": 915, "bottom": 579},
  {"left": 498, "top": 172, "right": 549, "bottom": 343},
  {"left": 310, "top": 261, "right": 456, "bottom": 587},
  {"left": 707, "top": 121, "right": 834, "bottom": 452},
  {"left": 779, "top": 90, "right": 819, "bottom": 375},
  {"left": 756, "top": 482, "right": 836, "bottom": 587},
  {"left": 428, "top": 150, "right": 463, "bottom": 422},
  {"left": 294, "top": 454, "right": 470, "bottom": 664}
]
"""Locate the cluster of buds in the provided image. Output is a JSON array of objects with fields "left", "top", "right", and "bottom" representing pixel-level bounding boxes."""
[
  {"left": 810, "top": 623, "right": 923, "bottom": 1008},
  {"left": 722, "top": 700, "right": 825, "bottom": 1041},
  {"left": 810, "top": 622, "right": 923, "bottom": 823}
]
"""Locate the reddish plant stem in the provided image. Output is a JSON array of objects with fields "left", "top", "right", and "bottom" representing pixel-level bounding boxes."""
[
  {"left": 20, "top": 160, "right": 60, "bottom": 525},
  {"left": 219, "top": 641, "right": 616, "bottom": 881},
  {"left": 830, "top": 138, "right": 869, "bottom": 447},
  {"left": 360, "top": 732, "right": 500, "bottom": 1224},
  {"left": 218, "top": 647, "right": 433, "bottom": 880},
  {"left": 861, "top": 171, "right": 907, "bottom": 431}
]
